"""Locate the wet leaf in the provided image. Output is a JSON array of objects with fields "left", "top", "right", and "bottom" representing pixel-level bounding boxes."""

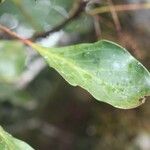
[
  {"left": 0, "top": 126, "right": 34, "bottom": 150},
  {"left": 30, "top": 40, "right": 150, "bottom": 109}
]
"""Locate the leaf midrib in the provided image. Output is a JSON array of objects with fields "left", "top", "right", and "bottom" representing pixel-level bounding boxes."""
[{"left": 41, "top": 48, "right": 125, "bottom": 100}]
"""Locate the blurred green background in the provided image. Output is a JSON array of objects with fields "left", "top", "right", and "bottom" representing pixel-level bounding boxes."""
[{"left": 0, "top": 0, "right": 150, "bottom": 149}]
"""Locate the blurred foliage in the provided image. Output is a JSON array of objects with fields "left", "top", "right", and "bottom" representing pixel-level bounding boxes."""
[
  {"left": 0, "top": 0, "right": 92, "bottom": 35},
  {"left": 0, "top": 41, "right": 32, "bottom": 105},
  {"left": 0, "top": 0, "right": 5, "bottom": 4},
  {"left": 0, "top": 0, "right": 72, "bottom": 31},
  {"left": 0, "top": 41, "right": 26, "bottom": 83},
  {"left": 0, "top": 0, "right": 150, "bottom": 150}
]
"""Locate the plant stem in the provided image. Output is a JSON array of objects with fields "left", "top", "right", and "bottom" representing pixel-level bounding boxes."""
[
  {"left": 107, "top": 0, "right": 121, "bottom": 33},
  {"left": 0, "top": 24, "right": 33, "bottom": 47},
  {"left": 88, "top": 3, "right": 150, "bottom": 15}
]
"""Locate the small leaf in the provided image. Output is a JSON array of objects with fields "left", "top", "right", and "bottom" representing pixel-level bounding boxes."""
[
  {"left": 0, "top": 126, "right": 34, "bottom": 150},
  {"left": 30, "top": 40, "right": 150, "bottom": 109}
]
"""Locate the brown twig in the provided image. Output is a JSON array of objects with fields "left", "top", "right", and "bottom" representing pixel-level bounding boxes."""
[
  {"left": 107, "top": 0, "right": 122, "bottom": 34},
  {"left": 31, "top": 0, "right": 88, "bottom": 40},
  {"left": 0, "top": 24, "right": 33, "bottom": 47},
  {"left": 93, "top": 15, "right": 101, "bottom": 40},
  {"left": 88, "top": 3, "right": 150, "bottom": 15}
]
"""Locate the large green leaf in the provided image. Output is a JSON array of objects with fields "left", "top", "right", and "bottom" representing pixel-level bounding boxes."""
[
  {"left": 0, "top": 126, "right": 34, "bottom": 150},
  {"left": 30, "top": 40, "right": 150, "bottom": 109}
]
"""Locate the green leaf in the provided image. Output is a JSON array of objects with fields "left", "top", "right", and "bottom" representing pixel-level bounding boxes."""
[
  {"left": 31, "top": 40, "right": 150, "bottom": 109},
  {"left": 65, "top": 14, "right": 92, "bottom": 34},
  {"left": 0, "top": 40, "right": 26, "bottom": 83},
  {"left": 0, "top": 0, "right": 74, "bottom": 32},
  {"left": 0, "top": 126, "right": 34, "bottom": 150},
  {"left": 0, "top": 0, "right": 91, "bottom": 34}
]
